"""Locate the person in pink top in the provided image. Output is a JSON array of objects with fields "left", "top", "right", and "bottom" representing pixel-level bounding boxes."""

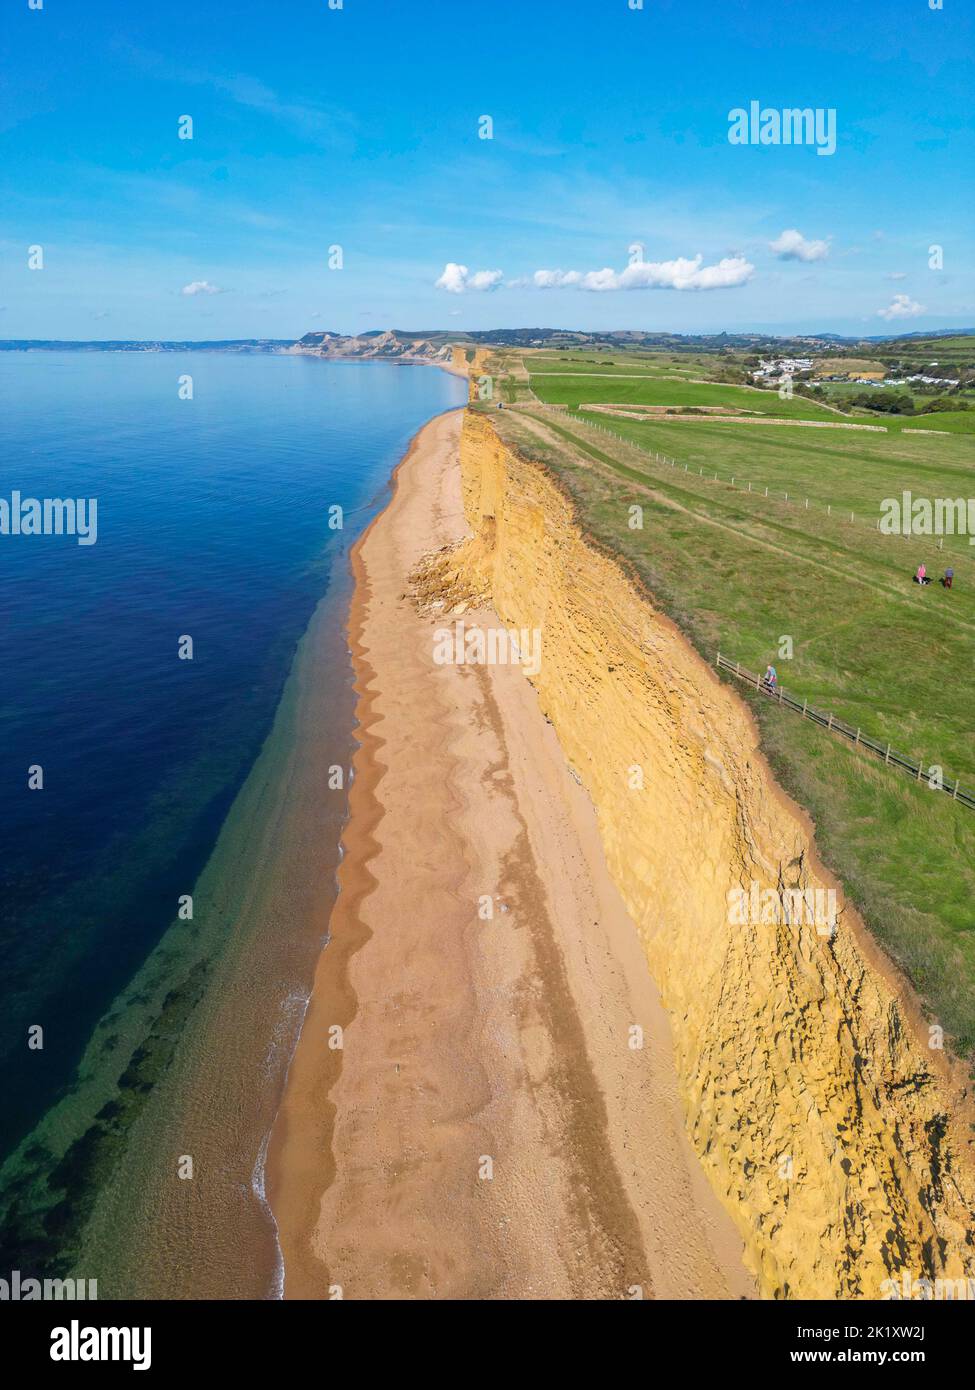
[{"left": 915, "top": 563, "right": 928, "bottom": 585}]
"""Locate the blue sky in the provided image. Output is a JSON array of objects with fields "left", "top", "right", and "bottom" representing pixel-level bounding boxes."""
[{"left": 1, "top": 0, "right": 971, "bottom": 339}]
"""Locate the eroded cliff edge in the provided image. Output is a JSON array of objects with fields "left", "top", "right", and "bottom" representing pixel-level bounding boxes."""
[{"left": 416, "top": 408, "right": 975, "bottom": 1299}]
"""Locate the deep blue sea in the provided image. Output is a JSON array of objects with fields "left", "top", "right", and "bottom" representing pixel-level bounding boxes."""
[{"left": 0, "top": 351, "right": 465, "bottom": 1162}]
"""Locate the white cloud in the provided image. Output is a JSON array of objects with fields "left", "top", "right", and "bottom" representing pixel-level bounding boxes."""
[
  {"left": 877, "top": 293, "right": 925, "bottom": 321},
  {"left": 887, "top": 271, "right": 907, "bottom": 281},
  {"left": 530, "top": 254, "right": 753, "bottom": 292},
  {"left": 468, "top": 269, "right": 503, "bottom": 291},
  {"left": 181, "top": 280, "right": 224, "bottom": 296},
  {"left": 434, "top": 263, "right": 503, "bottom": 294},
  {"left": 531, "top": 268, "right": 583, "bottom": 288},
  {"left": 436, "top": 252, "right": 753, "bottom": 295},
  {"left": 769, "top": 228, "right": 830, "bottom": 263}
]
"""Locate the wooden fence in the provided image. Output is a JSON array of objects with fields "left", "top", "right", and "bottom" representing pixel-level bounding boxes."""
[{"left": 715, "top": 652, "right": 975, "bottom": 811}]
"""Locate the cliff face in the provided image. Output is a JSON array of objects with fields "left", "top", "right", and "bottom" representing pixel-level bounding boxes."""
[
  {"left": 436, "top": 409, "right": 975, "bottom": 1298},
  {"left": 292, "top": 330, "right": 453, "bottom": 364}
]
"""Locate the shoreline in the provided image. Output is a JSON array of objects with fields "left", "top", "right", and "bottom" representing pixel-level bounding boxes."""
[
  {"left": 264, "top": 419, "right": 437, "bottom": 1298},
  {"left": 266, "top": 407, "right": 753, "bottom": 1300}
]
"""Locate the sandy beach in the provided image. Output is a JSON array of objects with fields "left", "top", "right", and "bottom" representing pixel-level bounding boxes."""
[{"left": 267, "top": 407, "right": 753, "bottom": 1301}]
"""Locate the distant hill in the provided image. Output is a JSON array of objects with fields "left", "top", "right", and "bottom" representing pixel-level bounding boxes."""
[
  {"left": 0, "top": 339, "right": 294, "bottom": 352},
  {"left": 292, "top": 327, "right": 975, "bottom": 357},
  {"left": 291, "top": 330, "right": 454, "bottom": 363}
]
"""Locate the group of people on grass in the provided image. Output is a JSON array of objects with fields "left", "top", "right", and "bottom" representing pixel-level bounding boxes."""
[{"left": 914, "top": 562, "right": 954, "bottom": 588}]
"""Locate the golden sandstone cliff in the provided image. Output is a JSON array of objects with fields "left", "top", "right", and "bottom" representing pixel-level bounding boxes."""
[{"left": 427, "top": 408, "right": 975, "bottom": 1299}]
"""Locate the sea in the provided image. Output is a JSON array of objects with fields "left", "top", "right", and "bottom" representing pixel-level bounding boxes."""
[{"left": 0, "top": 349, "right": 465, "bottom": 1296}]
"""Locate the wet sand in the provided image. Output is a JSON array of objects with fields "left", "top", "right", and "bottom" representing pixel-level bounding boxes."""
[{"left": 267, "top": 408, "right": 753, "bottom": 1300}]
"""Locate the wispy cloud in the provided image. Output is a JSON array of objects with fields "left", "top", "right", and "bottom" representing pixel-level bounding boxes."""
[
  {"left": 208, "top": 73, "right": 357, "bottom": 151},
  {"left": 181, "top": 280, "right": 225, "bottom": 296},
  {"left": 769, "top": 229, "right": 830, "bottom": 262},
  {"left": 119, "top": 46, "right": 357, "bottom": 152}
]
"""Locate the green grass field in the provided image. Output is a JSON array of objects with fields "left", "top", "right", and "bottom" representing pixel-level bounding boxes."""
[
  {"left": 881, "top": 334, "right": 975, "bottom": 359},
  {"left": 522, "top": 351, "right": 718, "bottom": 378},
  {"left": 528, "top": 359, "right": 975, "bottom": 433},
  {"left": 481, "top": 353, "right": 975, "bottom": 1060},
  {"left": 894, "top": 411, "right": 975, "bottom": 434},
  {"left": 520, "top": 343, "right": 975, "bottom": 435},
  {"left": 530, "top": 366, "right": 851, "bottom": 421}
]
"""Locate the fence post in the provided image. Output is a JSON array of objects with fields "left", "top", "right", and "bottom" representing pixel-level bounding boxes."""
[
  {"left": 855, "top": 728, "right": 860, "bottom": 744},
  {"left": 802, "top": 698, "right": 808, "bottom": 717},
  {"left": 828, "top": 713, "right": 834, "bottom": 730},
  {"left": 916, "top": 762, "right": 923, "bottom": 782},
  {"left": 885, "top": 744, "right": 891, "bottom": 764},
  {"left": 954, "top": 780, "right": 960, "bottom": 800}
]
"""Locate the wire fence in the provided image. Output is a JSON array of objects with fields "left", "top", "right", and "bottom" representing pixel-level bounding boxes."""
[
  {"left": 715, "top": 652, "right": 975, "bottom": 811},
  {"left": 526, "top": 402, "right": 969, "bottom": 559}
]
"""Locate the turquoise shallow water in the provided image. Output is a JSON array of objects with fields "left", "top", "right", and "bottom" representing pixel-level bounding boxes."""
[{"left": 0, "top": 352, "right": 465, "bottom": 1280}]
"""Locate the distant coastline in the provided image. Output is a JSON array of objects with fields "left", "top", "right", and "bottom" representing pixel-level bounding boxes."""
[{"left": 3, "top": 325, "right": 971, "bottom": 354}]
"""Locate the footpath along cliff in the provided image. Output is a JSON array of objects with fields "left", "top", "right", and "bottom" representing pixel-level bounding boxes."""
[{"left": 414, "top": 408, "right": 975, "bottom": 1299}]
